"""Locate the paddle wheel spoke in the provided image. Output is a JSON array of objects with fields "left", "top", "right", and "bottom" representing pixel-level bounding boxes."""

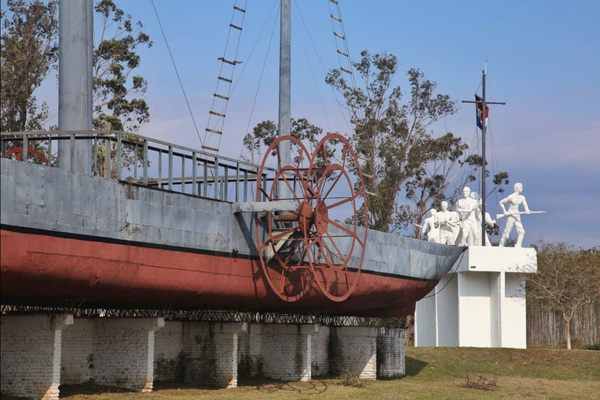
[{"left": 255, "top": 136, "right": 313, "bottom": 302}]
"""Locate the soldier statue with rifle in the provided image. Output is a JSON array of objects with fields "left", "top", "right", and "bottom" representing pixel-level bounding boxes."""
[{"left": 498, "top": 182, "right": 545, "bottom": 247}]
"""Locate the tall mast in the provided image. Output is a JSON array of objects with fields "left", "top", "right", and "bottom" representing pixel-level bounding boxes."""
[
  {"left": 462, "top": 64, "right": 505, "bottom": 246},
  {"left": 277, "top": 0, "right": 291, "bottom": 199},
  {"left": 58, "top": 0, "right": 93, "bottom": 174}
]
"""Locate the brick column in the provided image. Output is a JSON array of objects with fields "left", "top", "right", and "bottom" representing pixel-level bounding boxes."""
[
  {"left": 377, "top": 327, "right": 406, "bottom": 379},
  {"left": 88, "top": 317, "right": 164, "bottom": 392},
  {"left": 1, "top": 314, "right": 73, "bottom": 400},
  {"left": 260, "top": 324, "right": 319, "bottom": 381},
  {"left": 182, "top": 322, "right": 247, "bottom": 388},
  {"left": 330, "top": 327, "right": 378, "bottom": 380}
]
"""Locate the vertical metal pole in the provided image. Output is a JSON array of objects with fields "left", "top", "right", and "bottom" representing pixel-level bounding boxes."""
[
  {"left": 214, "top": 158, "right": 220, "bottom": 200},
  {"left": 168, "top": 145, "right": 173, "bottom": 191},
  {"left": 92, "top": 135, "right": 97, "bottom": 173},
  {"left": 143, "top": 140, "right": 148, "bottom": 185},
  {"left": 104, "top": 138, "right": 110, "bottom": 178},
  {"left": 481, "top": 68, "right": 487, "bottom": 246},
  {"left": 116, "top": 133, "right": 122, "bottom": 180},
  {"left": 278, "top": 0, "right": 291, "bottom": 200},
  {"left": 181, "top": 154, "right": 185, "bottom": 193},
  {"left": 157, "top": 149, "right": 162, "bottom": 189},
  {"left": 134, "top": 143, "right": 138, "bottom": 180},
  {"left": 243, "top": 170, "right": 248, "bottom": 202},
  {"left": 47, "top": 136, "right": 52, "bottom": 165},
  {"left": 224, "top": 165, "right": 229, "bottom": 200},
  {"left": 192, "top": 152, "right": 197, "bottom": 196},
  {"left": 23, "top": 134, "right": 28, "bottom": 162},
  {"left": 203, "top": 161, "right": 208, "bottom": 197},
  {"left": 58, "top": 0, "right": 93, "bottom": 174},
  {"left": 235, "top": 163, "right": 240, "bottom": 202}
]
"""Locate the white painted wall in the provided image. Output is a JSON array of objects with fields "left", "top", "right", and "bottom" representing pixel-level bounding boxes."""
[{"left": 415, "top": 247, "right": 536, "bottom": 349}]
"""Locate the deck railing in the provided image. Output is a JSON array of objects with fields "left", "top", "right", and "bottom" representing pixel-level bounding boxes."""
[{"left": 1, "top": 130, "right": 274, "bottom": 203}]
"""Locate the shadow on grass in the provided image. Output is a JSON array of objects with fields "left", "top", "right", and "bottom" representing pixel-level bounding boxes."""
[
  {"left": 59, "top": 383, "right": 136, "bottom": 397},
  {"left": 239, "top": 376, "right": 329, "bottom": 395},
  {"left": 405, "top": 356, "right": 428, "bottom": 377}
]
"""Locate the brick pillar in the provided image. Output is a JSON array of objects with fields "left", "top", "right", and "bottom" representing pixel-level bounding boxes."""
[
  {"left": 89, "top": 318, "right": 164, "bottom": 392},
  {"left": 261, "top": 324, "right": 319, "bottom": 381},
  {"left": 237, "top": 323, "right": 263, "bottom": 379},
  {"left": 330, "top": 327, "right": 378, "bottom": 380},
  {"left": 377, "top": 327, "right": 406, "bottom": 379},
  {"left": 1, "top": 314, "right": 73, "bottom": 400},
  {"left": 182, "top": 322, "right": 247, "bottom": 388}
]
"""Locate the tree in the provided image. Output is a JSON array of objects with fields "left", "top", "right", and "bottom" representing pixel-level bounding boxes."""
[
  {"left": 243, "top": 118, "right": 324, "bottom": 163},
  {"left": 0, "top": 0, "right": 58, "bottom": 133},
  {"left": 93, "top": 0, "right": 152, "bottom": 133},
  {"left": 327, "top": 52, "right": 478, "bottom": 234},
  {"left": 527, "top": 241, "right": 600, "bottom": 349}
]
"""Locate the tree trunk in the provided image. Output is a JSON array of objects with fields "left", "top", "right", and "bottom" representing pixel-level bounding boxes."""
[{"left": 564, "top": 312, "right": 572, "bottom": 350}]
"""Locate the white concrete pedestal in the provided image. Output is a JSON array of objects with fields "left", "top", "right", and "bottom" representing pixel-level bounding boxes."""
[{"left": 415, "top": 247, "right": 537, "bottom": 349}]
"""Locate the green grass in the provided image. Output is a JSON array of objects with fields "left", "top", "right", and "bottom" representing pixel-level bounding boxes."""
[{"left": 58, "top": 347, "right": 600, "bottom": 400}]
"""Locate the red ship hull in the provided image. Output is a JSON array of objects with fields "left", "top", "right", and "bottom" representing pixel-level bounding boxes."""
[{"left": 1, "top": 228, "right": 435, "bottom": 316}]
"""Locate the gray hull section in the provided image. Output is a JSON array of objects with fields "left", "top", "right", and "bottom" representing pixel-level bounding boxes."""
[{"left": 1, "top": 159, "right": 465, "bottom": 281}]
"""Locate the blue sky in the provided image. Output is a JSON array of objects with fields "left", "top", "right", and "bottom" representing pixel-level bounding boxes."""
[{"left": 33, "top": 0, "right": 599, "bottom": 248}]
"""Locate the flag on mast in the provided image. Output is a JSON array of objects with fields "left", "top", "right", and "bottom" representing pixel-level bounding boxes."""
[{"left": 476, "top": 94, "right": 489, "bottom": 130}]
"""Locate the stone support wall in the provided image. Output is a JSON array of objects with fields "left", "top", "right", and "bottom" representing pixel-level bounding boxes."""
[
  {"left": 164, "top": 322, "right": 247, "bottom": 388},
  {"left": 61, "top": 318, "right": 164, "bottom": 392},
  {"left": 237, "top": 324, "right": 263, "bottom": 379},
  {"left": 377, "top": 328, "right": 406, "bottom": 379},
  {"left": 310, "top": 325, "right": 329, "bottom": 377},
  {"left": 1, "top": 314, "right": 73, "bottom": 400},
  {"left": 329, "top": 327, "right": 378, "bottom": 380},
  {"left": 260, "top": 324, "right": 318, "bottom": 381}
]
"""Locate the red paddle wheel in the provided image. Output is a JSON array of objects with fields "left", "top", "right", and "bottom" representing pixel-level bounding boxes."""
[{"left": 255, "top": 134, "right": 368, "bottom": 302}]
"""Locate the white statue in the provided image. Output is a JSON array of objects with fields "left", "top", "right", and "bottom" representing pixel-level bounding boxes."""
[
  {"left": 436, "top": 201, "right": 459, "bottom": 245},
  {"left": 473, "top": 197, "right": 497, "bottom": 246},
  {"left": 423, "top": 209, "right": 441, "bottom": 243},
  {"left": 499, "top": 182, "right": 531, "bottom": 247},
  {"left": 456, "top": 187, "right": 479, "bottom": 246}
]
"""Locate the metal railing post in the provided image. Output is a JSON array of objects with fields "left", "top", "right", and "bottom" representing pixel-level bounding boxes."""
[
  {"left": 116, "top": 132, "right": 122, "bottom": 180},
  {"left": 192, "top": 152, "right": 197, "bottom": 196},
  {"left": 168, "top": 145, "right": 173, "bottom": 191},
  {"left": 46, "top": 135, "right": 52, "bottom": 166},
  {"left": 143, "top": 139, "right": 148, "bottom": 185},
  {"left": 23, "top": 134, "right": 28, "bottom": 162},
  {"left": 181, "top": 153, "right": 185, "bottom": 193},
  {"left": 235, "top": 163, "right": 240, "bottom": 202},
  {"left": 134, "top": 143, "right": 138, "bottom": 181},
  {"left": 223, "top": 165, "right": 228, "bottom": 200},
  {"left": 203, "top": 160, "right": 208, "bottom": 197},
  {"left": 243, "top": 170, "right": 248, "bottom": 202},
  {"left": 157, "top": 149, "right": 162, "bottom": 189},
  {"left": 214, "top": 158, "right": 219, "bottom": 200}
]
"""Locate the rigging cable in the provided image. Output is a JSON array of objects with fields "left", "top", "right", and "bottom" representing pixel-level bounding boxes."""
[
  {"left": 292, "top": 0, "right": 352, "bottom": 134},
  {"left": 239, "top": 2, "right": 280, "bottom": 163},
  {"left": 150, "top": 0, "right": 203, "bottom": 147},
  {"left": 292, "top": 0, "right": 332, "bottom": 134}
]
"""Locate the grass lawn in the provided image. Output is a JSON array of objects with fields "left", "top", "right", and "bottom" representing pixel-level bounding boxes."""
[{"left": 59, "top": 347, "right": 600, "bottom": 400}]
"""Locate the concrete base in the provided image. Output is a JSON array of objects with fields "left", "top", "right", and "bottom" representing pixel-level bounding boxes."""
[
  {"left": 415, "top": 246, "right": 536, "bottom": 348},
  {"left": 1, "top": 314, "right": 73, "bottom": 400}
]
